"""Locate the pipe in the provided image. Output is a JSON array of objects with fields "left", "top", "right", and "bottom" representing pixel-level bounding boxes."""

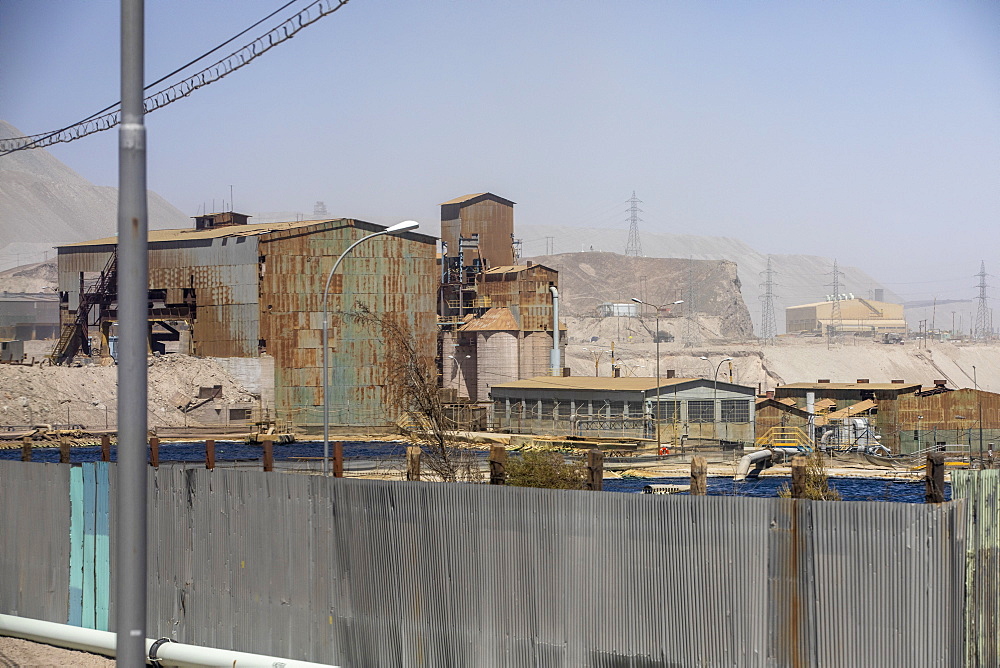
[
  {"left": 734, "top": 449, "right": 773, "bottom": 481},
  {"left": 806, "top": 391, "right": 816, "bottom": 446},
  {"left": 549, "top": 285, "right": 560, "bottom": 376},
  {"left": 0, "top": 614, "right": 336, "bottom": 668}
]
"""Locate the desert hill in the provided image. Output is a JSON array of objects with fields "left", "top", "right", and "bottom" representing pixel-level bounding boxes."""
[{"left": 0, "top": 120, "right": 190, "bottom": 271}]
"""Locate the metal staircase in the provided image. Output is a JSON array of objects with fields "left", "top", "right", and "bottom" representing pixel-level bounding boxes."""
[{"left": 50, "top": 250, "right": 117, "bottom": 365}]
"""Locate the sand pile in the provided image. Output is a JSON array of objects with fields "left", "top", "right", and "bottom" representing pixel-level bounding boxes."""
[{"left": 0, "top": 354, "right": 257, "bottom": 429}]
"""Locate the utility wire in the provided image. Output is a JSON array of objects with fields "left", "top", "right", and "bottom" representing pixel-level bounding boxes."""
[{"left": 1, "top": 0, "right": 349, "bottom": 156}]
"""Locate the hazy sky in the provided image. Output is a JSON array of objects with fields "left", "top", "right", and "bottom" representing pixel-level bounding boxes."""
[{"left": 1, "top": 1, "right": 997, "bottom": 302}]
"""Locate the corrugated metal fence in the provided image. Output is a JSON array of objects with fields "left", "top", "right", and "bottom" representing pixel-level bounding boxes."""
[{"left": 0, "top": 460, "right": 989, "bottom": 666}]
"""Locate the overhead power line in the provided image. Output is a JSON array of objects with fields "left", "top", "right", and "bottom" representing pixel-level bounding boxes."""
[{"left": 0, "top": 0, "right": 349, "bottom": 156}]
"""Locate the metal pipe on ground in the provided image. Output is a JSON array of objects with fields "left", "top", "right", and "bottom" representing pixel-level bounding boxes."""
[{"left": 0, "top": 613, "right": 336, "bottom": 668}]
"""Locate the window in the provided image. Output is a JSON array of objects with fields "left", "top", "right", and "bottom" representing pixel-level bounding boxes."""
[
  {"left": 720, "top": 399, "right": 750, "bottom": 423},
  {"left": 229, "top": 408, "right": 252, "bottom": 422},
  {"left": 651, "top": 400, "right": 679, "bottom": 422},
  {"left": 688, "top": 400, "right": 715, "bottom": 423}
]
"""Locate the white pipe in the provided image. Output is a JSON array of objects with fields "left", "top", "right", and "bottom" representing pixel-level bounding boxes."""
[
  {"left": 734, "top": 449, "right": 773, "bottom": 481},
  {"left": 549, "top": 285, "right": 560, "bottom": 376},
  {"left": 0, "top": 614, "right": 336, "bottom": 668}
]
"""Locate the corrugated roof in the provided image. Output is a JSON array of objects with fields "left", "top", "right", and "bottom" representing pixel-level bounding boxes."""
[
  {"left": 481, "top": 263, "right": 557, "bottom": 275},
  {"left": 57, "top": 218, "right": 437, "bottom": 249},
  {"left": 491, "top": 376, "right": 700, "bottom": 392},
  {"left": 458, "top": 307, "right": 519, "bottom": 332},
  {"left": 779, "top": 382, "right": 921, "bottom": 391},
  {"left": 439, "top": 192, "right": 516, "bottom": 206},
  {"left": 821, "top": 399, "right": 877, "bottom": 421}
]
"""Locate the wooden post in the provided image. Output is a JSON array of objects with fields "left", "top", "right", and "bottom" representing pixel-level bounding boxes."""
[
  {"left": 21, "top": 436, "right": 31, "bottom": 462},
  {"left": 926, "top": 452, "right": 946, "bottom": 503},
  {"left": 489, "top": 445, "right": 507, "bottom": 485},
  {"left": 586, "top": 448, "right": 604, "bottom": 491},
  {"left": 791, "top": 455, "right": 807, "bottom": 499},
  {"left": 406, "top": 446, "right": 421, "bottom": 481},
  {"left": 205, "top": 439, "right": 215, "bottom": 470},
  {"left": 690, "top": 455, "right": 707, "bottom": 495},
  {"left": 149, "top": 436, "right": 159, "bottom": 468},
  {"left": 333, "top": 441, "right": 344, "bottom": 478},
  {"left": 100, "top": 434, "right": 111, "bottom": 462},
  {"left": 59, "top": 436, "right": 71, "bottom": 464},
  {"left": 262, "top": 437, "right": 274, "bottom": 472}
]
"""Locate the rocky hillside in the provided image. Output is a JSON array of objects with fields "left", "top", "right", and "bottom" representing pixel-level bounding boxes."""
[
  {"left": 526, "top": 251, "right": 755, "bottom": 340},
  {"left": 0, "top": 120, "right": 190, "bottom": 271},
  {"left": 0, "top": 260, "right": 57, "bottom": 294}
]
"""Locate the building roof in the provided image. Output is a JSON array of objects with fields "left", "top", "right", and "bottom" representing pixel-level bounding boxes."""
[
  {"left": 491, "top": 376, "right": 703, "bottom": 392},
  {"left": 778, "top": 382, "right": 921, "bottom": 392},
  {"left": 482, "top": 264, "right": 557, "bottom": 275},
  {"left": 57, "top": 218, "right": 437, "bottom": 249},
  {"left": 787, "top": 298, "right": 901, "bottom": 310},
  {"left": 458, "top": 307, "right": 520, "bottom": 332},
  {"left": 439, "top": 192, "right": 516, "bottom": 206}
]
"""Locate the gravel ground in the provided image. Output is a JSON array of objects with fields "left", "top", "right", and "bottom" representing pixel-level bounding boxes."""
[{"left": 0, "top": 637, "right": 114, "bottom": 667}]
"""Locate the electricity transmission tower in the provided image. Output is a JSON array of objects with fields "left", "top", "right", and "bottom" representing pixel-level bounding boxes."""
[
  {"left": 975, "top": 261, "right": 990, "bottom": 340},
  {"left": 684, "top": 257, "right": 696, "bottom": 346},
  {"left": 826, "top": 259, "right": 844, "bottom": 340},
  {"left": 759, "top": 256, "right": 778, "bottom": 343},
  {"left": 625, "top": 192, "right": 643, "bottom": 257}
]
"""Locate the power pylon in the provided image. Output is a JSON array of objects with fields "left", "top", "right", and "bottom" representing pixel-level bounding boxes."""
[
  {"left": 759, "top": 256, "right": 778, "bottom": 343},
  {"left": 826, "top": 259, "right": 844, "bottom": 340},
  {"left": 625, "top": 192, "right": 643, "bottom": 257},
  {"left": 975, "top": 261, "right": 990, "bottom": 340},
  {"left": 684, "top": 257, "right": 696, "bottom": 346}
]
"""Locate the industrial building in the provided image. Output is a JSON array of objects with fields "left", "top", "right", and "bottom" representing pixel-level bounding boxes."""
[
  {"left": 489, "top": 375, "right": 756, "bottom": 445},
  {"left": 786, "top": 296, "right": 905, "bottom": 335},
  {"left": 0, "top": 293, "right": 58, "bottom": 340},
  {"left": 55, "top": 214, "right": 437, "bottom": 428},
  {"left": 439, "top": 193, "right": 564, "bottom": 403}
]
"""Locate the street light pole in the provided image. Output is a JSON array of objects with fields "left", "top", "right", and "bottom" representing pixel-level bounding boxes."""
[
  {"left": 323, "top": 220, "right": 419, "bottom": 474},
  {"left": 713, "top": 357, "right": 734, "bottom": 445},
  {"left": 632, "top": 298, "right": 683, "bottom": 451}
]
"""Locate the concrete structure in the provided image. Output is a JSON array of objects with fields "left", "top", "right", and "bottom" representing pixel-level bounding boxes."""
[
  {"left": 786, "top": 297, "right": 905, "bottom": 335},
  {"left": 56, "top": 215, "right": 437, "bottom": 428},
  {"left": 489, "top": 375, "right": 756, "bottom": 445},
  {"left": 0, "top": 293, "right": 59, "bottom": 340}
]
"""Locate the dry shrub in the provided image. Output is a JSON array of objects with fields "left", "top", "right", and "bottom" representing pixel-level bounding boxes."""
[
  {"left": 506, "top": 451, "right": 587, "bottom": 490},
  {"left": 778, "top": 451, "right": 841, "bottom": 501}
]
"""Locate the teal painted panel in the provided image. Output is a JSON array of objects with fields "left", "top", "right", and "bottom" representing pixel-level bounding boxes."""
[
  {"left": 94, "top": 462, "right": 110, "bottom": 631},
  {"left": 82, "top": 464, "right": 96, "bottom": 629},
  {"left": 68, "top": 466, "right": 83, "bottom": 626}
]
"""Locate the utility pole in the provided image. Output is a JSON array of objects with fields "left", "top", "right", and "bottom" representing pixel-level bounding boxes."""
[
  {"left": 624, "top": 191, "right": 643, "bottom": 257},
  {"left": 759, "top": 255, "right": 778, "bottom": 344},
  {"left": 975, "top": 261, "right": 990, "bottom": 341},
  {"left": 116, "top": 0, "right": 149, "bottom": 663}
]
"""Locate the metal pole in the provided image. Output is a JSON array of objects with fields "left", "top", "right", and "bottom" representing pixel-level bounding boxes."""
[
  {"left": 655, "top": 307, "right": 661, "bottom": 451},
  {"left": 116, "top": 0, "right": 148, "bottom": 663},
  {"left": 322, "top": 222, "right": 418, "bottom": 474}
]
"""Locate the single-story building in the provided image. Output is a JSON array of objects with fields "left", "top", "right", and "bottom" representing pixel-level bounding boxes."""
[{"left": 489, "top": 375, "right": 756, "bottom": 446}]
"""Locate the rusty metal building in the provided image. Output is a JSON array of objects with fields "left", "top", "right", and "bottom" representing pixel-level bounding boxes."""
[
  {"left": 895, "top": 387, "right": 1000, "bottom": 454},
  {"left": 438, "top": 194, "right": 563, "bottom": 403},
  {"left": 56, "top": 215, "right": 437, "bottom": 428},
  {"left": 775, "top": 380, "right": 922, "bottom": 453}
]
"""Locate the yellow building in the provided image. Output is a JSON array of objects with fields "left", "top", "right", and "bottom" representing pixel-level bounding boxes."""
[{"left": 786, "top": 297, "right": 905, "bottom": 335}]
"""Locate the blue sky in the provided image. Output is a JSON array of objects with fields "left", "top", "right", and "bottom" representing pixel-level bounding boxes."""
[{"left": 1, "top": 0, "right": 997, "bottom": 300}]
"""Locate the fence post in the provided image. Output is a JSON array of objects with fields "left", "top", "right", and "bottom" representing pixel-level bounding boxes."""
[
  {"left": 21, "top": 436, "right": 31, "bottom": 462},
  {"left": 100, "top": 434, "right": 111, "bottom": 462},
  {"left": 406, "top": 446, "right": 421, "bottom": 481},
  {"left": 205, "top": 439, "right": 215, "bottom": 470},
  {"left": 333, "top": 441, "right": 344, "bottom": 478},
  {"left": 791, "top": 455, "right": 807, "bottom": 499},
  {"left": 149, "top": 437, "right": 159, "bottom": 468},
  {"left": 690, "top": 455, "right": 707, "bottom": 495},
  {"left": 262, "top": 437, "right": 274, "bottom": 472},
  {"left": 60, "top": 436, "right": 71, "bottom": 464},
  {"left": 489, "top": 445, "right": 507, "bottom": 485},
  {"left": 925, "top": 452, "right": 945, "bottom": 503},
  {"left": 586, "top": 448, "right": 604, "bottom": 491}
]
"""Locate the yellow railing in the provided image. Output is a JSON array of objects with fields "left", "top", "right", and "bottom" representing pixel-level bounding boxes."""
[{"left": 756, "top": 426, "right": 813, "bottom": 451}]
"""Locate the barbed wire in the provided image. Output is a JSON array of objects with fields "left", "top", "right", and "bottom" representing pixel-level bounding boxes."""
[{"left": 0, "top": 0, "right": 349, "bottom": 156}]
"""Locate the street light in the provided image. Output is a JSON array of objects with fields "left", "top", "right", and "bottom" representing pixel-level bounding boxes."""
[
  {"left": 712, "top": 357, "right": 734, "bottom": 445},
  {"left": 631, "top": 298, "right": 683, "bottom": 451},
  {"left": 323, "top": 220, "right": 419, "bottom": 474}
]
